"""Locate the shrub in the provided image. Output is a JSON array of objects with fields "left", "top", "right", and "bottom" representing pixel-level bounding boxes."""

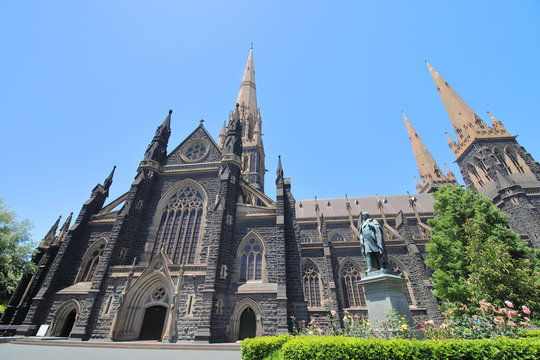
[
  {"left": 276, "top": 336, "right": 540, "bottom": 360},
  {"left": 241, "top": 334, "right": 292, "bottom": 360}
]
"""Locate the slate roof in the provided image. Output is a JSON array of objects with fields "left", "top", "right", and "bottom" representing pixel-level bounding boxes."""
[{"left": 295, "top": 193, "right": 435, "bottom": 220}]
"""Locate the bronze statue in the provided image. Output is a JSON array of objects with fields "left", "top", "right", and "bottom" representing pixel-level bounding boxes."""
[{"left": 358, "top": 212, "right": 385, "bottom": 272}]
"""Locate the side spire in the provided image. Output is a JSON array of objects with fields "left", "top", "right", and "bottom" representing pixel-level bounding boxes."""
[
  {"left": 39, "top": 216, "right": 61, "bottom": 248},
  {"left": 103, "top": 165, "right": 116, "bottom": 191},
  {"left": 403, "top": 112, "right": 458, "bottom": 193},
  {"left": 426, "top": 62, "right": 511, "bottom": 159}
]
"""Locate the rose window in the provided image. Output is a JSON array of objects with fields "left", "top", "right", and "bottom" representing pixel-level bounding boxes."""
[{"left": 181, "top": 140, "right": 209, "bottom": 162}]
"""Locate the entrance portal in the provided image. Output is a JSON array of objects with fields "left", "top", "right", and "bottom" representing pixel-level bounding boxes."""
[
  {"left": 238, "top": 307, "right": 256, "bottom": 340},
  {"left": 59, "top": 310, "right": 76, "bottom": 337},
  {"left": 138, "top": 305, "right": 167, "bottom": 340}
]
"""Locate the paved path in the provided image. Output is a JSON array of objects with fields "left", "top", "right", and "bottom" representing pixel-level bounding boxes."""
[{"left": 0, "top": 343, "right": 242, "bottom": 360}]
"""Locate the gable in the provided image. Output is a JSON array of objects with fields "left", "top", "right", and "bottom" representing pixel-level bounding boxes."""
[{"left": 166, "top": 125, "right": 222, "bottom": 166}]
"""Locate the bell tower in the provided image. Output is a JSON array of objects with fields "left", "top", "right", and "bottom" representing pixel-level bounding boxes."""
[{"left": 428, "top": 62, "right": 540, "bottom": 247}]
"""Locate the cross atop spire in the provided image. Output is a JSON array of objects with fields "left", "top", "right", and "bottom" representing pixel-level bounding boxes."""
[
  {"left": 403, "top": 112, "right": 458, "bottom": 193},
  {"left": 426, "top": 62, "right": 512, "bottom": 159}
]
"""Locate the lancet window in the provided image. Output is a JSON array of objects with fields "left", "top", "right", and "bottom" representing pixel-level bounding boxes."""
[
  {"left": 153, "top": 184, "right": 205, "bottom": 264},
  {"left": 77, "top": 238, "right": 107, "bottom": 282},
  {"left": 505, "top": 146, "right": 528, "bottom": 174},
  {"left": 388, "top": 259, "right": 415, "bottom": 306},
  {"left": 331, "top": 232, "right": 346, "bottom": 242},
  {"left": 238, "top": 236, "right": 265, "bottom": 282},
  {"left": 493, "top": 147, "right": 512, "bottom": 174},
  {"left": 302, "top": 261, "right": 322, "bottom": 307},
  {"left": 340, "top": 261, "right": 366, "bottom": 308}
]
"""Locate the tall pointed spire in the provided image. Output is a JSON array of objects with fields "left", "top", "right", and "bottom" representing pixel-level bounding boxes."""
[
  {"left": 426, "top": 62, "right": 511, "bottom": 159},
  {"left": 233, "top": 48, "right": 265, "bottom": 191},
  {"left": 276, "top": 155, "right": 284, "bottom": 184},
  {"left": 403, "top": 112, "right": 458, "bottom": 193},
  {"left": 236, "top": 48, "right": 257, "bottom": 118}
]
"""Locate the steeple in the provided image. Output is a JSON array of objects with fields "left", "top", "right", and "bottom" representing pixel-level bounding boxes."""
[
  {"left": 236, "top": 48, "right": 257, "bottom": 118},
  {"left": 426, "top": 62, "right": 512, "bottom": 159},
  {"left": 403, "top": 112, "right": 458, "bottom": 193},
  {"left": 234, "top": 48, "right": 265, "bottom": 191}
]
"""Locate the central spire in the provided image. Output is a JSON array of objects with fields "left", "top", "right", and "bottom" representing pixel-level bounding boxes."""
[
  {"left": 231, "top": 48, "right": 265, "bottom": 191},
  {"left": 236, "top": 48, "right": 257, "bottom": 118}
]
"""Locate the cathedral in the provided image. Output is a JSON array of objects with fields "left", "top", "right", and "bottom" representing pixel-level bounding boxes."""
[{"left": 3, "top": 50, "right": 540, "bottom": 342}]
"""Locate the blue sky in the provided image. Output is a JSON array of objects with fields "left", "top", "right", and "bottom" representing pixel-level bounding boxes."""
[{"left": 1, "top": 1, "right": 539, "bottom": 241}]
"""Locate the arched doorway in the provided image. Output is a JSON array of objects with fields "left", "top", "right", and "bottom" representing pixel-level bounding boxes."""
[
  {"left": 138, "top": 305, "right": 167, "bottom": 340},
  {"left": 238, "top": 307, "right": 256, "bottom": 340},
  {"left": 59, "top": 309, "right": 76, "bottom": 337}
]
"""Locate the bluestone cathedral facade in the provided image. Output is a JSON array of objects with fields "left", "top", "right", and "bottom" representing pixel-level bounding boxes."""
[{"left": 3, "top": 50, "right": 540, "bottom": 342}]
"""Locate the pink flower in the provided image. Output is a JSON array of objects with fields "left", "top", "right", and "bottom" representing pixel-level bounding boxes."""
[
  {"left": 330, "top": 310, "right": 337, "bottom": 317},
  {"left": 522, "top": 305, "right": 531, "bottom": 315},
  {"left": 309, "top": 319, "right": 316, "bottom": 325},
  {"left": 504, "top": 301, "right": 514, "bottom": 308},
  {"left": 508, "top": 310, "right": 517, "bottom": 317},
  {"left": 317, "top": 328, "right": 324, "bottom": 334}
]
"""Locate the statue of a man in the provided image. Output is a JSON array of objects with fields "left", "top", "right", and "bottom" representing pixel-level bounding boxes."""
[{"left": 358, "top": 212, "right": 385, "bottom": 272}]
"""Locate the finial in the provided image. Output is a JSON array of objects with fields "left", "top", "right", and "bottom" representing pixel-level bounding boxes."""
[
  {"left": 250, "top": 42, "right": 254, "bottom": 50},
  {"left": 236, "top": 103, "right": 240, "bottom": 108},
  {"left": 200, "top": 119, "right": 205, "bottom": 124},
  {"left": 168, "top": 109, "right": 173, "bottom": 114},
  {"left": 345, "top": 194, "right": 348, "bottom": 200}
]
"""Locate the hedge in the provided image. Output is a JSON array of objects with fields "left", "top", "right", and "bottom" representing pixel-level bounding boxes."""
[
  {"left": 241, "top": 334, "right": 292, "bottom": 360},
  {"left": 523, "top": 329, "right": 540, "bottom": 338},
  {"left": 242, "top": 336, "right": 540, "bottom": 360}
]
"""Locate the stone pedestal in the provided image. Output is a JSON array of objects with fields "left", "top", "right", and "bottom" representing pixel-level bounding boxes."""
[{"left": 357, "top": 271, "right": 413, "bottom": 326}]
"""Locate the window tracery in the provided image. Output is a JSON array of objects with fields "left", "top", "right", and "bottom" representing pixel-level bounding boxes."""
[
  {"left": 302, "top": 262, "right": 322, "bottom": 307},
  {"left": 152, "top": 184, "right": 205, "bottom": 264},
  {"left": 340, "top": 261, "right": 366, "bottom": 307},
  {"left": 238, "top": 236, "right": 264, "bottom": 281},
  {"left": 331, "top": 232, "right": 346, "bottom": 242},
  {"left": 388, "top": 259, "right": 415, "bottom": 306},
  {"left": 77, "top": 238, "right": 107, "bottom": 282}
]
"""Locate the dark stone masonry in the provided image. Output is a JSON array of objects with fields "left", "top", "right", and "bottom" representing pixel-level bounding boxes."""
[{"left": 3, "top": 51, "right": 540, "bottom": 342}]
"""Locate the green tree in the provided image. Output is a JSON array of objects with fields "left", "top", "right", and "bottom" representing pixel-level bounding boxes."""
[
  {"left": 0, "top": 198, "right": 35, "bottom": 304},
  {"left": 426, "top": 185, "right": 540, "bottom": 313}
]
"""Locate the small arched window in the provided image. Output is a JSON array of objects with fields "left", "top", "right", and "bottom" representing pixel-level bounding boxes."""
[
  {"left": 331, "top": 232, "right": 346, "bottom": 242},
  {"left": 77, "top": 238, "right": 107, "bottom": 282},
  {"left": 300, "top": 233, "right": 312, "bottom": 243},
  {"left": 302, "top": 262, "right": 322, "bottom": 307},
  {"left": 238, "top": 236, "right": 265, "bottom": 282},
  {"left": 341, "top": 261, "right": 366, "bottom": 307}
]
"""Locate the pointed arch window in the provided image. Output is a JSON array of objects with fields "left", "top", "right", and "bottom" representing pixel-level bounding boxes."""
[
  {"left": 466, "top": 162, "right": 484, "bottom": 187},
  {"left": 505, "top": 146, "right": 528, "bottom": 174},
  {"left": 238, "top": 236, "right": 265, "bottom": 282},
  {"left": 341, "top": 261, "right": 366, "bottom": 308},
  {"left": 493, "top": 147, "right": 512, "bottom": 174},
  {"left": 388, "top": 259, "right": 415, "bottom": 306},
  {"left": 77, "top": 238, "right": 107, "bottom": 282},
  {"left": 300, "top": 233, "right": 312, "bottom": 243},
  {"left": 331, "top": 232, "right": 346, "bottom": 242},
  {"left": 302, "top": 262, "right": 322, "bottom": 307},
  {"left": 473, "top": 156, "right": 491, "bottom": 181},
  {"left": 153, "top": 184, "right": 206, "bottom": 264}
]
